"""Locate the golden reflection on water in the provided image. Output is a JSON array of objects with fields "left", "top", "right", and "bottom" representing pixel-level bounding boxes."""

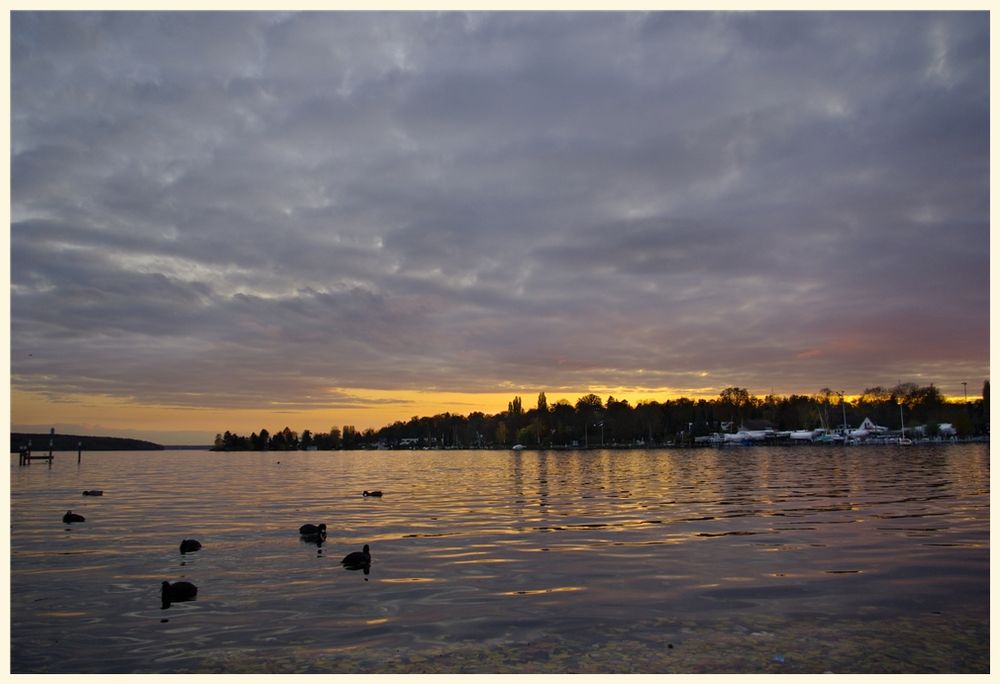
[
  {"left": 380, "top": 577, "right": 436, "bottom": 583},
  {"left": 9, "top": 445, "right": 990, "bottom": 674},
  {"left": 498, "top": 586, "right": 586, "bottom": 596}
]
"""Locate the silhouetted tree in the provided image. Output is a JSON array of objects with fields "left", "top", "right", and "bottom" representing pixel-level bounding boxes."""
[
  {"left": 719, "top": 387, "right": 751, "bottom": 429},
  {"left": 495, "top": 421, "right": 508, "bottom": 446},
  {"left": 212, "top": 379, "right": 989, "bottom": 452}
]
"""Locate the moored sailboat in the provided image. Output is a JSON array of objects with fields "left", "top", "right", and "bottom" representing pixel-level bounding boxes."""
[{"left": 898, "top": 404, "right": 913, "bottom": 445}]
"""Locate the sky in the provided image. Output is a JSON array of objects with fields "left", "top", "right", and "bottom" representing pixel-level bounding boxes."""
[{"left": 9, "top": 11, "right": 990, "bottom": 444}]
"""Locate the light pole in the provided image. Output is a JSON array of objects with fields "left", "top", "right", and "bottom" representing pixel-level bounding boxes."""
[
  {"left": 836, "top": 391, "right": 847, "bottom": 438},
  {"left": 962, "top": 382, "right": 970, "bottom": 434}
]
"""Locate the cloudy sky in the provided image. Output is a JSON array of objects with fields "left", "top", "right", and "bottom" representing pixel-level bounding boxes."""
[{"left": 10, "top": 11, "right": 989, "bottom": 443}]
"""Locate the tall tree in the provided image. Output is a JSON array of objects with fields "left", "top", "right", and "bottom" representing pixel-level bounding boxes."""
[
  {"left": 719, "top": 387, "right": 751, "bottom": 429},
  {"left": 495, "top": 421, "right": 508, "bottom": 446}
]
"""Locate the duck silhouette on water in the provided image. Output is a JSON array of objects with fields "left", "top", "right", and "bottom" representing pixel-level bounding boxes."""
[
  {"left": 63, "top": 511, "right": 85, "bottom": 523},
  {"left": 341, "top": 544, "right": 371, "bottom": 574},
  {"left": 299, "top": 524, "right": 327, "bottom": 549},
  {"left": 82, "top": 490, "right": 103, "bottom": 496},
  {"left": 363, "top": 490, "right": 383, "bottom": 497},
  {"left": 179, "top": 539, "right": 202, "bottom": 554},
  {"left": 161, "top": 580, "right": 198, "bottom": 609}
]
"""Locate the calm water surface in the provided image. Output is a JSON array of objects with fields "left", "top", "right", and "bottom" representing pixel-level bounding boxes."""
[{"left": 10, "top": 445, "right": 989, "bottom": 673}]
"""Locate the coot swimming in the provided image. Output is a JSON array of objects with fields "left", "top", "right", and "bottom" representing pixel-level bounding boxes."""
[
  {"left": 341, "top": 543, "right": 371, "bottom": 568},
  {"left": 179, "top": 539, "right": 202, "bottom": 553},
  {"left": 161, "top": 580, "right": 198, "bottom": 607},
  {"left": 62, "top": 511, "right": 85, "bottom": 523}
]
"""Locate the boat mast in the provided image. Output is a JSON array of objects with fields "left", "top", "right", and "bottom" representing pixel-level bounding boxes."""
[{"left": 839, "top": 391, "right": 847, "bottom": 437}]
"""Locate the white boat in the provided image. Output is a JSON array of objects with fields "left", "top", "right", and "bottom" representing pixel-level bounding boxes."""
[
  {"left": 813, "top": 430, "right": 844, "bottom": 443},
  {"left": 898, "top": 405, "right": 911, "bottom": 445},
  {"left": 938, "top": 423, "right": 957, "bottom": 438},
  {"left": 722, "top": 429, "right": 774, "bottom": 444}
]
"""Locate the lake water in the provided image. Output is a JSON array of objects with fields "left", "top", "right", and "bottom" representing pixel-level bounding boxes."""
[{"left": 9, "top": 444, "right": 989, "bottom": 673}]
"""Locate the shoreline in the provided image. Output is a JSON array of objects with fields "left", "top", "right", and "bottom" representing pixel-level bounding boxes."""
[{"left": 14, "top": 436, "right": 986, "bottom": 455}]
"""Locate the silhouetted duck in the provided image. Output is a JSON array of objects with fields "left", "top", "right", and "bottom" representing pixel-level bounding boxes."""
[
  {"left": 341, "top": 543, "right": 371, "bottom": 568},
  {"left": 179, "top": 539, "right": 202, "bottom": 553},
  {"left": 82, "top": 490, "right": 103, "bottom": 496},
  {"left": 363, "top": 490, "right": 383, "bottom": 497},
  {"left": 63, "top": 511, "right": 85, "bottom": 523},
  {"left": 161, "top": 580, "right": 198, "bottom": 606},
  {"left": 299, "top": 523, "right": 327, "bottom": 536}
]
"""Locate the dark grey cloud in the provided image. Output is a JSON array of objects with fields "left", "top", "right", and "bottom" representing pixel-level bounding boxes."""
[{"left": 11, "top": 11, "right": 989, "bottom": 413}]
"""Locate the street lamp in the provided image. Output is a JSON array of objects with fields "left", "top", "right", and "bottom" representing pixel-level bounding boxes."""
[
  {"left": 962, "top": 381, "right": 968, "bottom": 403},
  {"left": 836, "top": 391, "right": 848, "bottom": 438}
]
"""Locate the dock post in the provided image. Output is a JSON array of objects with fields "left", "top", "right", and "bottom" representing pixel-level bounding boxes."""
[
  {"left": 78, "top": 441, "right": 82, "bottom": 463},
  {"left": 49, "top": 427, "right": 54, "bottom": 459}
]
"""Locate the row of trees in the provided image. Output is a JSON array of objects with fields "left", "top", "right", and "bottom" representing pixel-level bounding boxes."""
[
  {"left": 213, "top": 381, "right": 989, "bottom": 450},
  {"left": 213, "top": 424, "right": 374, "bottom": 451}
]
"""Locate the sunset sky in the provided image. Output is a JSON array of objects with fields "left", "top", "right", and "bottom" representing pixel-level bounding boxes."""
[{"left": 9, "top": 11, "right": 990, "bottom": 444}]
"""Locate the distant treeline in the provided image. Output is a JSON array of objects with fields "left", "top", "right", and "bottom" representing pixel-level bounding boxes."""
[
  {"left": 213, "top": 381, "right": 989, "bottom": 451},
  {"left": 11, "top": 433, "right": 165, "bottom": 452}
]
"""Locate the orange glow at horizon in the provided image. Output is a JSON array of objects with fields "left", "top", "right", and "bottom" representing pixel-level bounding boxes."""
[
  {"left": 10, "top": 385, "right": 970, "bottom": 443},
  {"left": 10, "top": 386, "right": 711, "bottom": 441}
]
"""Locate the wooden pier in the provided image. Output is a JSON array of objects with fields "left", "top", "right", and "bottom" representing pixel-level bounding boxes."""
[
  {"left": 17, "top": 427, "right": 59, "bottom": 466},
  {"left": 18, "top": 446, "right": 53, "bottom": 466}
]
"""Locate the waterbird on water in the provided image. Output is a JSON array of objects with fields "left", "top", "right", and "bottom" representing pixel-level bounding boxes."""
[
  {"left": 63, "top": 511, "right": 85, "bottom": 523},
  {"left": 299, "top": 523, "right": 327, "bottom": 536},
  {"left": 161, "top": 580, "right": 198, "bottom": 607},
  {"left": 82, "top": 490, "right": 103, "bottom": 496},
  {"left": 363, "top": 490, "right": 383, "bottom": 497},
  {"left": 341, "top": 544, "right": 371, "bottom": 568},
  {"left": 179, "top": 539, "right": 202, "bottom": 553}
]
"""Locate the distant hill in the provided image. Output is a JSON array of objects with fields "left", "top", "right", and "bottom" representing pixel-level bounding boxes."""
[{"left": 11, "top": 433, "right": 164, "bottom": 452}]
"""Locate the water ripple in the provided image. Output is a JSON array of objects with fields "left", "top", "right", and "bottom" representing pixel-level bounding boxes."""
[{"left": 10, "top": 445, "right": 989, "bottom": 673}]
